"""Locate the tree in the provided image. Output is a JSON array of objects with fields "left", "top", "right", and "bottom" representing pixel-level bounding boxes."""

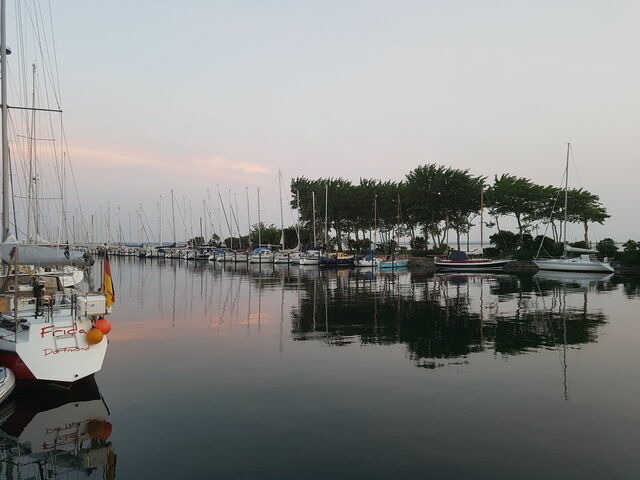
[
  {"left": 405, "top": 164, "right": 484, "bottom": 249},
  {"left": 596, "top": 238, "right": 617, "bottom": 258},
  {"left": 486, "top": 174, "right": 544, "bottom": 245},
  {"left": 566, "top": 189, "right": 609, "bottom": 244}
]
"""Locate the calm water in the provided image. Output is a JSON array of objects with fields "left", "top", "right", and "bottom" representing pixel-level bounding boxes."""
[{"left": 2, "top": 259, "right": 639, "bottom": 479}]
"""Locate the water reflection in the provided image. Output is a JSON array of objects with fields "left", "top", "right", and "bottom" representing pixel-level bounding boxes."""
[
  {"left": 63, "top": 258, "right": 638, "bottom": 479},
  {"left": 114, "top": 258, "right": 619, "bottom": 369},
  {"left": 0, "top": 377, "right": 115, "bottom": 478},
  {"left": 291, "top": 270, "right": 611, "bottom": 368}
]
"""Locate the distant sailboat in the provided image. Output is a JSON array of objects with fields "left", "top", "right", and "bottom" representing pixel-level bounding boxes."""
[{"left": 435, "top": 189, "right": 510, "bottom": 272}]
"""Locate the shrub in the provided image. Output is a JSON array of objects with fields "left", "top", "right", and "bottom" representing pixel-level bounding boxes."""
[{"left": 596, "top": 238, "right": 618, "bottom": 258}]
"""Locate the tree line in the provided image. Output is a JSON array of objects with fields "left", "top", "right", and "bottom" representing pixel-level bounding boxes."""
[{"left": 289, "top": 164, "right": 609, "bottom": 254}]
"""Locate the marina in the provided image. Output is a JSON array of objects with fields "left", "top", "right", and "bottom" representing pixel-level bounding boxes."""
[{"left": 0, "top": 1, "right": 638, "bottom": 478}]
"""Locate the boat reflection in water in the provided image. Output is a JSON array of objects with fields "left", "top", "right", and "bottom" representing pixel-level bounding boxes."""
[
  {"left": 0, "top": 377, "right": 116, "bottom": 478},
  {"left": 291, "top": 270, "right": 612, "bottom": 369}
]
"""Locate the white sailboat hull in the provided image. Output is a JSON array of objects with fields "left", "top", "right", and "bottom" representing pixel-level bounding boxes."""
[
  {"left": 249, "top": 253, "right": 274, "bottom": 264},
  {"left": 216, "top": 252, "right": 248, "bottom": 263},
  {"left": 533, "top": 258, "right": 614, "bottom": 273},
  {"left": 0, "top": 315, "right": 107, "bottom": 383}
]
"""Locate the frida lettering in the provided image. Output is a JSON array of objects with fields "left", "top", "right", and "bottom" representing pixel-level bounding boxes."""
[{"left": 40, "top": 323, "right": 87, "bottom": 338}]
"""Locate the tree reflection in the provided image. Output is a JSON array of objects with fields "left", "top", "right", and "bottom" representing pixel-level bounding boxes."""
[{"left": 291, "top": 271, "right": 610, "bottom": 368}]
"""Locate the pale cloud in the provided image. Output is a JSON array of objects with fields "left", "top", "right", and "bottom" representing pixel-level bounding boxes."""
[
  {"left": 67, "top": 145, "right": 269, "bottom": 178},
  {"left": 191, "top": 156, "right": 268, "bottom": 174}
]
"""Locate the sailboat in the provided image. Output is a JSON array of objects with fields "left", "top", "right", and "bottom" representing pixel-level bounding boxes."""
[
  {"left": 355, "top": 195, "right": 381, "bottom": 267},
  {"left": 299, "top": 191, "right": 322, "bottom": 265},
  {"left": 533, "top": 144, "right": 614, "bottom": 273},
  {"left": 318, "top": 184, "right": 355, "bottom": 267},
  {"left": 273, "top": 171, "right": 301, "bottom": 264},
  {"left": 435, "top": 189, "right": 511, "bottom": 272},
  {"left": 377, "top": 195, "right": 409, "bottom": 269},
  {"left": 0, "top": 1, "right": 113, "bottom": 383}
]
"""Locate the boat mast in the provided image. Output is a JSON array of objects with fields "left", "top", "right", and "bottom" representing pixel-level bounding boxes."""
[
  {"left": 171, "top": 189, "right": 176, "bottom": 245},
  {"left": 374, "top": 193, "right": 378, "bottom": 249},
  {"left": 27, "top": 64, "right": 36, "bottom": 242},
  {"left": 233, "top": 192, "right": 242, "bottom": 248},
  {"left": 324, "top": 183, "right": 328, "bottom": 250},
  {"left": 245, "top": 186, "right": 251, "bottom": 247},
  {"left": 217, "top": 189, "right": 233, "bottom": 248},
  {"left": 312, "top": 191, "right": 316, "bottom": 248},
  {"left": 1, "top": 0, "right": 9, "bottom": 242},
  {"left": 278, "top": 170, "right": 284, "bottom": 248},
  {"left": 396, "top": 194, "right": 401, "bottom": 250},
  {"left": 158, "top": 195, "right": 163, "bottom": 246},
  {"left": 257, "top": 187, "right": 261, "bottom": 246},
  {"left": 480, "top": 188, "right": 484, "bottom": 250},
  {"left": 563, "top": 143, "right": 570, "bottom": 256},
  {"left": 296, "top": 189, "right": 301, "bottom": 248}
]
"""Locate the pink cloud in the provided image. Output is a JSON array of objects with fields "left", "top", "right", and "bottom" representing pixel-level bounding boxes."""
[{"left": 67, "top": 146, "right": 269, "bottom": 178}]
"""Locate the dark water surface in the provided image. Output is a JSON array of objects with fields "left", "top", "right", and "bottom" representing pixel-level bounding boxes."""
[{"left": 3, "top": 259, "right": 639, "bottom": 479}]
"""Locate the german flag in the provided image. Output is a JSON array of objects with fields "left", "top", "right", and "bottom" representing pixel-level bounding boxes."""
[{"left": 103, "top": 253, "right": 115, "bottom": 309}]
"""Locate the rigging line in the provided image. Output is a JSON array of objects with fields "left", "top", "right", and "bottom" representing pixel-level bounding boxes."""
[
  {"left": 15, "top": 1, "right": 29, "bottom": 128},
  {"left": 58, "top": 123, "right": 89, "bottom": 240},
  {"left": 9, "top": 147, "right": 17, "bottom": 237},
  {"left": 206, "top": 189, "right": 223, "bottom": 236},
  {"left": 24, "top": 0, "right": 61, "bottom": 108},
  {"left": 139, "top": 205, "right": 157, "bottom": 243},
  {"left": 45, "top": 0, "right": 62, "bottom": 101},
  {"left": 568, "top": 143, "right": 583, "bottom": 190},
  {"left": 535, "top": 167, "right": 567, "bottom": 258}
]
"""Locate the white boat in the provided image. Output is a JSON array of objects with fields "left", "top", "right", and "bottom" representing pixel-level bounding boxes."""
[
  {"left": 273, "top": 249, "right": 301, "bottom": 264},
  {"left": 0, "top": 10, "right": 113, "bottom": 383},
  {"left": 0, "top": 367, "right": 15, "bottom": 404},
  {"left": 0, "top": 266, "right": 110, "bottom": 382},
  {"left": 534, "top": 144, "right": 614, "bottom": 274},
  {"left": 216, "top": 251, "right": 248, "bottom": 263},
  {"left": 355, "top": 254, "right": 380, "bottom": 267},
  {"left": 533, "top": 249, "right": 614, "bottom": 273},
  {"left": 299, "top": 250, "right": 322, "bottom": 265},
  {"left": 249, "top": 247, "right": 274, "bottom": 264}
]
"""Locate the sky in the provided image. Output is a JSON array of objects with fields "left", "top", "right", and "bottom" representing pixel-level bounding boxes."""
[{"left": 6, "top": 0, "right": 640, "bottom": 243}]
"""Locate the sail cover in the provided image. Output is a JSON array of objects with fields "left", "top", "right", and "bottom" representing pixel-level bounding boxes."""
[
  {"left": 565, "top": 246, "right": 597, "bottom": 254},
  {"left": 1, "top": 238, "right": 94, "bottom": 267}
]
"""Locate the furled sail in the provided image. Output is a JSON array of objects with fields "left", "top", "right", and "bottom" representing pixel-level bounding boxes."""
[
  {"left": 565, "top": 245, "right": 597, "bottom": 254},
  {"left": 1, "top": 236, "right": 94, "bottom": 267}
]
